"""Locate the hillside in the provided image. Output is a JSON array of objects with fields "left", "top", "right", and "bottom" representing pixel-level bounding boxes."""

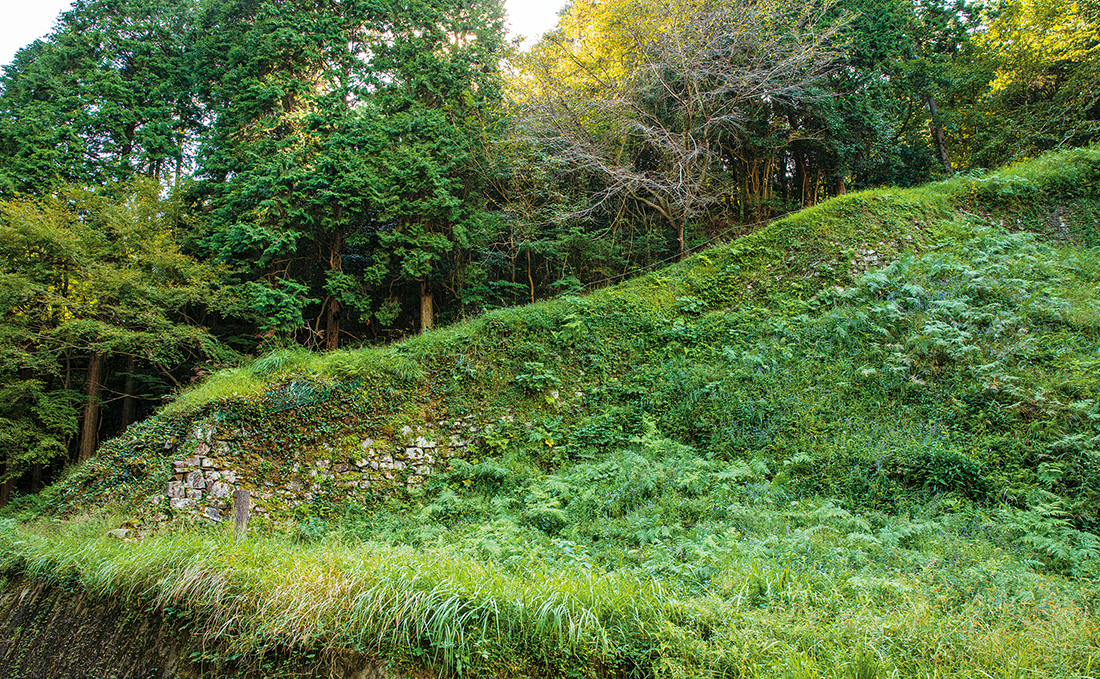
[{"left": 3, "top": 148, "right": 1100, "bottom": 678}]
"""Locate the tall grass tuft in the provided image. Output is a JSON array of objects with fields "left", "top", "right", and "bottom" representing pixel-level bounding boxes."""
[{"left": 0, "top": 520, "right": 673, "bottom": 675}]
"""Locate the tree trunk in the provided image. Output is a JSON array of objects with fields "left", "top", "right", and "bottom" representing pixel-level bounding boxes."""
[
  {"left": 927, "top": 96, "right": 953, "bottom": 174},
  {"left": 0, "top": 473, "right": 11, "bottom": 507},
  {"left": 527, "top": 249, "right": 535, "bottom": 304},
  {"left": 324, "top": 221, "right": 344, "bottom": 351},
  {"left": 793, "top": 151, "right": 817, "bottom": 208},
  {"left": 30, "top": 463, "right": 43, "bottom": 493},
  {"left": 324, "top": 296, "right": 342, "bottom": 351},
  {"left": 78, "top": 352, "right": 106, "bottom": 462},
  {"left": 420, "top": 280, "right": 433, "bottom": 333},
  {"left": 803, "top": 169, "right": 816, "bottom": 207},
  {"left": 120, "top": 122, "right": 137, "bottom": 160},
  {"left": 835, "top": 175, "right": 847, "bottom": 196},
  {"left": 121, "top": 355, "right": 137, "bottom": 428}
]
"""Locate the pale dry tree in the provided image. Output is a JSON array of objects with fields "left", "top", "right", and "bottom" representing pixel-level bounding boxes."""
[{"left": 519, "top": 0, "right": 844, "bottom": 257}]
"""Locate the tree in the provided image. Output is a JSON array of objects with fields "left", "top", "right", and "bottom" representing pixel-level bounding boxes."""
[
  {"left": 193, "top": 0, "right": 390, "bottom": 348},
  {"left": 364, "top": 0, "right": 507, "bottom": 332},
  {"left": 518, "top": 0, "right": 841, "bottom": 258},
  {"left": 0, "top": 0, "right": 201, "bottom": 194},
  {"left": 196, "top": 0, "right": 506, "bottom": 341},
  {"left": 784, "top": 0, "right": 980, "bottom": 192},
  {"left": 961, "top": 0, "right": 1100, "bottom": 165},
  {"left": 0, "top": 181, "right": 228, "bottom": 499}
]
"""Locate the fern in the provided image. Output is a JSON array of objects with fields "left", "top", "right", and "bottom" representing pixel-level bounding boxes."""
[{"left": 1001, "top": 502, "right": 1100, "bottom": 575}]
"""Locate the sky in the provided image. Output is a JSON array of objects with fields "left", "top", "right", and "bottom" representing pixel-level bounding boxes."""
[{"left": 0, "top": 1, "right": 566, "bottom": 68}]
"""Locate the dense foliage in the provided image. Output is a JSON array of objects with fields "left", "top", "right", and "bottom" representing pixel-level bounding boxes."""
[
  {"left": 0, "top": 0, "right": 1097, "bottom": 492},
  {"left": 0, "top": 0, "right": 1099, "bottom": 673},
  {"left": 4, "top": 148, "right": 1099, "bottom": 678},
  {"left": 0, "top": 181, "right": 227, "bottom": 501}
]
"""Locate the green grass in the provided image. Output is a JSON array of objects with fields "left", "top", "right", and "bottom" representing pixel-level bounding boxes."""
[
  {"left": 6, "top": 146, "right": 1100, "bottom": 677},
  {"left": 3, "top": 502, "right": 1098, "bottom": 678}
]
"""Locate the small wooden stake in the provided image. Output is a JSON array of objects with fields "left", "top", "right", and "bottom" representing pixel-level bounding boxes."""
[{"left": 232, "top": 489, "right": 250, "bottom": 543}]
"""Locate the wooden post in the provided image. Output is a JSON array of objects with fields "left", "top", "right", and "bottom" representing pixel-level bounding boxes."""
[{"left": 232, "top": 489, "right": 251, "bottom": 543}]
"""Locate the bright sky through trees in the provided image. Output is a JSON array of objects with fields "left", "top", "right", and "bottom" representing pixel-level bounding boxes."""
[
  {"left": 504, "top": 1, "right": 567, "bottom": 48},
  {"left": 0, "top": 0, "right": 565, "bottom": 67},
  {"left": 0, "top": 0, "right": 71, "bottom": 67}
]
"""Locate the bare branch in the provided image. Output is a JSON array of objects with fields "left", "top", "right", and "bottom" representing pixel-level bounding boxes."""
[{"left": 515, "top": 0, "right": 843, "bottom": 240}]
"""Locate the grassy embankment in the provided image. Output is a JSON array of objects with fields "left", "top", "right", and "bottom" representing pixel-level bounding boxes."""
[{"left": 3, "top": 148, "right": 1100, "bottom": 677}]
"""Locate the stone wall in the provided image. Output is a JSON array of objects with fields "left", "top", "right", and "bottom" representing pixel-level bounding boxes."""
[{"left": 150, "top": 415, "right": 496, "bottom": 524}]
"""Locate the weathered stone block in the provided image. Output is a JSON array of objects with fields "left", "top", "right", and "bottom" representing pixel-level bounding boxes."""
[
  {"left": 193, "top": 420, "right": 217, "bottom": 443},
  {"left": 222, "top": 470, "right": 237, "bottom": 483},
  {"left": 186, "top": 489, "right": 203, "bottom": 500},
  {"left": 170, "top": 497, "right": 196, "bottom": 510},
  {"left": 203, "top": 507, "right": 223, "bottom": 522},
  {"left": 185, "top": 471, "right": 204, "bottom": 489},
  {"left": 166, "top": 481, "right": 185, "bottom": 498}
]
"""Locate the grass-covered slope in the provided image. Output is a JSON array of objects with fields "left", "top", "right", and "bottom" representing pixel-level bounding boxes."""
[{"left": 4, "top": 148, "right": 1100, "bottom": 678}]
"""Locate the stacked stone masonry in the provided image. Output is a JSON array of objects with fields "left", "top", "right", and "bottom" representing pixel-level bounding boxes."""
[{"left": 155, "top": 415, "right": 494, "bottom": 522}]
